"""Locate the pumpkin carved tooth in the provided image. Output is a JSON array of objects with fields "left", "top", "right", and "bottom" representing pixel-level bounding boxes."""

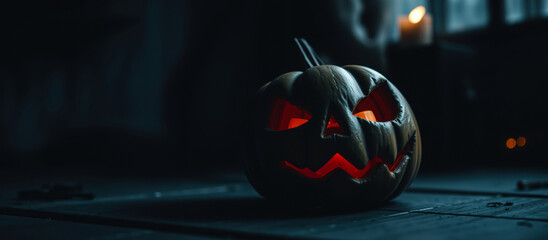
[
  {"left": 245, "top": 50, "right": 421, "bottom": 207},
  {"left": 284, "top": 135, "right": 414, "bottom": 181},
  {"left": 306, "top": 149, "right": 333, "bottom": 172}
]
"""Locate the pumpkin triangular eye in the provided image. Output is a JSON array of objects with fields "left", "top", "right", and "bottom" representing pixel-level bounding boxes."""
[
  {"left": 352, "top": 83, "right": 398, "bottom": 122},
  {"left": 268, "top": 97, "right": 311, "bottom": 131}
]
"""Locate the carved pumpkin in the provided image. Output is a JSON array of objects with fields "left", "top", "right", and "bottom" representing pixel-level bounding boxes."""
[{"left": 245, "top": 40, "right": 421, "bottom": 207}]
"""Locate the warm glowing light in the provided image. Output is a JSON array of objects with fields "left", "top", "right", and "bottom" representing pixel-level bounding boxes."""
[
  {"left": 284, "top": 153, "right": 380, "bottom": 180},
  {"left": 324, "top": 116, "right": 345, "bottom": 136},
  {"left": 409, "top": 6, "right": 426, "bottom": 24},
  {"left": 284, "top": 140, "right": 413, "bottom": 180},
  {"left": 268, "top": 98, "right": 311, "bottom": 131},
  {"left": 354, "top": 110, "right": 377, "bottom": 122},
  {"left": 288, "top": 118, "right": 309, "bottom": 129},
  {"left": 517, "top": 137, "right": 526, "bottom": 147},
  {"left": 506, "top": 138, "right": 517, "bottom": 149},
  {"left": 327, "top": 119, "right": 340, "bottom": 128}
]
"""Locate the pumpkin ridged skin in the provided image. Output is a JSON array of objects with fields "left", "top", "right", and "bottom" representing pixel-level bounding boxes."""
[{"left": 245, "top": 65, "right": 421, "bottom": 208}]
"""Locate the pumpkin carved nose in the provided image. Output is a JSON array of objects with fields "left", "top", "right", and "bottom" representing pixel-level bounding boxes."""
[{"left": 323, "top": 115, "right": 346, "bottom": 137}]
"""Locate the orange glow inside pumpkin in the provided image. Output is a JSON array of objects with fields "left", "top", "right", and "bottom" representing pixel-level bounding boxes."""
[
  {"left": 353, "top": 84, "right": 398, "bottom": 122},
  {"left": 284, "top": 140, "right": 412, "bottom": 180},
  {"left": 284, "top": 153, "right": 379, "bottom": 179},
  {"left": 354, "top": 110, "right": 377, "bottom": 122},
  {"left": 268, "top": 98, "right": 311, "bottom": 131},
  {"left": 269, "top": 84, "right": 396, "bottom": 132},
  {"left": 323, "top": 115, "right": 345, "bottom": 136},
  {"left": 288, "top": 118, "right": 309, "bottom": 129}
]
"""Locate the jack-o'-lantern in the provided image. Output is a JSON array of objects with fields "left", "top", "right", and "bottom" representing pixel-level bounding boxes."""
[{"left": 244, "top": 39, "right": 421, "bottom": 207}]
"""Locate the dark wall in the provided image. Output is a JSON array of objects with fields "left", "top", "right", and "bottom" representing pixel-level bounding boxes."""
[
  {"left": 388, "top": 19, "right": 548, "bottom": 171},
  {"left": 1, "top": 1, "right": 186, "bottom": 172},
  {"left": 1, "top": 0, "right": 546, "bottom": 175},
  {"left": 1, "top": 0, "right": 393, "bottom": 174}
]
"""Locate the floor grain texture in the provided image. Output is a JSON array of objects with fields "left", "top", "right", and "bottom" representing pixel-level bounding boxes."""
[{"left": 1, "top": 169, "right": 547, "bottom": 239}]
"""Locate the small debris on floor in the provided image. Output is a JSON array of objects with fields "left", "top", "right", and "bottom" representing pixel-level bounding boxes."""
[
  {"left": 486, "top": 201, "right": 513, "bottom": 208},
  {"left": 517, "top": 221, "right": 533, "bottom": 228}
]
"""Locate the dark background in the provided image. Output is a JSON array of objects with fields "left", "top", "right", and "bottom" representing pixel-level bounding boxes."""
[{"left": 1, "top": 0, "right": 547, "bottom": 178}]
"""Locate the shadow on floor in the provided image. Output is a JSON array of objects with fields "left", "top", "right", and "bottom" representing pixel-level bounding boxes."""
[{"left": 113, "top": 196, "right": 390, "bottom": 221}]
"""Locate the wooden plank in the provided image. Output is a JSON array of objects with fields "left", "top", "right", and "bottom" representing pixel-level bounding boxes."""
[
  {"left": 381, "top": 192, "right": 492, "bottom": 211},
  {"left": 4, "top": 181, "right": 546, "bottom": 239},
  {"left": 3, "top": 202, "right": 547, "bottom": 240},
  {"left": 2, "top": 170, "right": 547, "bottom": 239},
  {"left": 316, "top": 213, "right": 548, "bottom": 239},
  {"left": 408, "top": 196, "right": 548, "bottom": 221},
  {"left": 410, "top": 169, "right": 548, "bottom": 196},
  {"left": 0, "top": 214, "right": 216, "bottom": 240}
]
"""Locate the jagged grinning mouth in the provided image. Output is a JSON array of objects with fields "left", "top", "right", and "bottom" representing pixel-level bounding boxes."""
[{"left": 283, "top": 140, "right": 413, "bottom": 180}]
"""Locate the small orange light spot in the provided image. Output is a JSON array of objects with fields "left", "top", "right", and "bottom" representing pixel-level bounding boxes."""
[
  {"left": 327, "top": 120, "right": 340, "bottom": 128},
  {"left": 517, "top": 137, "right": 526, "bottom": 147},
  {"left": 506, "top": 138, "right": 517, "bottom": 149},
  {"left": 288, "top": 118, "right": 308, "bottom": 129},
  {"left": 324, "top": 116, "right": 345, "bottom": 136},
  {"left": 409, "top": 6, "right": 426, "bottom": 24},
  {"left": 354, "top": 110, "right": 377, "bottom": 122}
]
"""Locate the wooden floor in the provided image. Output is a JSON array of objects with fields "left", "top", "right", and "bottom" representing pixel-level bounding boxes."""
[{"left": 1, "top": 169, "right": 547, "bottom": 239}]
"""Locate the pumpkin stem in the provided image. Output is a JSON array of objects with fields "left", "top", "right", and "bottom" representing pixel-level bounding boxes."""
[{"left": 294, "top": 38, "right": 325, "bottom": 68}]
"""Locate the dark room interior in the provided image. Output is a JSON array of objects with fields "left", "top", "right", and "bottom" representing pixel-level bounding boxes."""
[{"left": 1, "top": 0, "right": 547, "bottom": 239}]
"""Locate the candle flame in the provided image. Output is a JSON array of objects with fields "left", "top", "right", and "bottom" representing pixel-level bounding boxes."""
[{"left": 409, "top": 6, "right": 426, "bottom": 24}]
